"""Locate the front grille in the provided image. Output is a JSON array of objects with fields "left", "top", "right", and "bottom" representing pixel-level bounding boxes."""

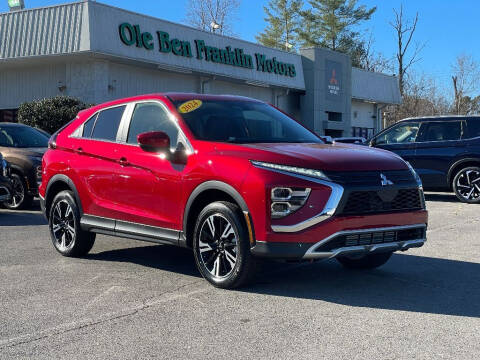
[
  {"left": 325, "top": 170, "right": 415, "bottom": 186},
  {"left": 340, "top": 188, "right": 422, "bottom": 215},
  {"left": 316, "top": 227, "right": 425, "bottom": 252}
]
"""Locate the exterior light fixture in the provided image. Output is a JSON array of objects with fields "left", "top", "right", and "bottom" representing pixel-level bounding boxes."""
[
  {"left": 210, "top": 21, "right": 221, "bottom": 32},
  {"left": 8, "top": 0, "right": 25, "bottom": 11}
]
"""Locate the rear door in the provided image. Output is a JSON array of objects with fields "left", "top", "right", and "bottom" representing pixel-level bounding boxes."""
[
  {"left": 413, "top": 120, "right": 466, "bottom": 188},
  {"left": 371, "top": 121, "right": 420, "bottom": 163},
  {"left": 68, "top": 105, "right": 127, "bottom": 219}
]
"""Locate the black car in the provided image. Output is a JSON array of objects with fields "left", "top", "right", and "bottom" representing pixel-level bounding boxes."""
[
  {"left": 0, "top": 123, "right": 49, "bottom": 209},
  {"left": 369, "top": 116, "right": 480, "bottom": 203},
  {"left": 0, "top": 153, "right": 12, "bottom": 204}
]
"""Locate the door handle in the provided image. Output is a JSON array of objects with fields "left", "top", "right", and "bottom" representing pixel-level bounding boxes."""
[
  {"left": 75, "top": 147, "right": 83, "bottom": 154},
  {"left": 118, "top": 157, "right": 129, "bottom": 166}
]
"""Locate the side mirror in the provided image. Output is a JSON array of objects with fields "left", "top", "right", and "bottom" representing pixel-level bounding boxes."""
[
  {"left": 137, "top": 131, "right": 170, "bottom": 154},
  {"left": 320, "top": 136, "right": 333, "bottom": 144}
]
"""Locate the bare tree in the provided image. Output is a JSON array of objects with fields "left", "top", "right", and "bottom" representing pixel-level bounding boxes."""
[
  {"left": 389, "top": 5, "right": 425, "bottom": 96},
  {"left": 385, "top": 72, "right": 450, "bottom": 125},
  {"left": 359, "top": 34, "right": 394, "bottom": 73},
  {"left": 185, "top": 0, "right": 241, "bottom": 36},
  {"left": 451, "top": 54, "right": 480, "bottom": 114}
]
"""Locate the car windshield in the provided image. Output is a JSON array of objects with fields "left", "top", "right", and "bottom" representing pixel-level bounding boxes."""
[
  {"left": 173, "top": 99, "right": 322, "bottom": 144},
  {"left": 0, "top": 126, "right": 49, "bottom": 148}
]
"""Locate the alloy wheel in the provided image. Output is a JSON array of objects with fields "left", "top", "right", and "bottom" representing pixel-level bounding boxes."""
[
  {"left": 456, "top": 169, "right": 480, "bottom": 201},
  {"left": 7, "top": 175, "right": 25, "bottom": 208},
  {"left": 198, "top": 214, "right": 238, "bottom": 279},
  {"left": 51, "top": 200, "right": 76, "bottom": 251}
]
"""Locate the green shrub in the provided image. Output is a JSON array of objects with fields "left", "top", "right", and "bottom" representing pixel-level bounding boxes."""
[{"left": 17, "top": 96, "right": 91, "bottom": 134}]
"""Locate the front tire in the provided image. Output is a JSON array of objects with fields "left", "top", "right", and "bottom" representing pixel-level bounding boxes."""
[
  {"left": 336, "top": 252, "right": 393, "bottom": 269},
  {"left": 3, "top": 173, "right": 33, "bottom": 210},
  {"left": 193, "top": 201, "right": 257, "bottom": 289},
  {"left": 453, "top": 166, "right": 480, "bottom": 203},
  {"left": 49, "top": 190, "right": 95, "bottom": 257}
]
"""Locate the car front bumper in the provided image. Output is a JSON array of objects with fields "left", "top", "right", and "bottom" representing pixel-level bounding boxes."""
[{"left": 251, "top": 211, "right": 428, "bottom": 260}]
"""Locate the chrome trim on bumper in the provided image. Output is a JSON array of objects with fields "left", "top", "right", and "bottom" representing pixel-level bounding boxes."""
[
  {"left": 270, "top": 178, "right": 343, "bottom": 232},
  {"left": 303, "top": 224, "right": 427, "bottom": 259},
  {"left": 251, "top": 163, "right": 344, "bottom": 233}
]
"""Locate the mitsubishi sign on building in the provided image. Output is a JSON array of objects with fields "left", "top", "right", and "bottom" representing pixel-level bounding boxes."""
[{"left": 0, "top": 0, "right": 401, "bottom": 137}]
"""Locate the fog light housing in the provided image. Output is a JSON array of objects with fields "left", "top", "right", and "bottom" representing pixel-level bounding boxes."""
[{"left": 271, "top": 187, "right": 311, "bottom": 219}]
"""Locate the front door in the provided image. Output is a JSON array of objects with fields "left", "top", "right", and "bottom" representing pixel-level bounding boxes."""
[
  {"left": 113, "top": 101, "right": 187, "bottom": 231},
  {"left": 371, "top": 121, "right": 421, "bottom": 164}
]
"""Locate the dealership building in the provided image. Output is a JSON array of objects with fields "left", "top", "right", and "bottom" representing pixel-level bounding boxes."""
[{"left": 0, "top": 0, "right": 401, "bottom": 137}]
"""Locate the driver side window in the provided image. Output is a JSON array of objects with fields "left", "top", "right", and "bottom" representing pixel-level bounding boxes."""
[
  {"left": 375, "top": 122, "right": 420, "bottom": 145},
  {"left": 127, "top": 102, "right": 179, "bottom": 151}
]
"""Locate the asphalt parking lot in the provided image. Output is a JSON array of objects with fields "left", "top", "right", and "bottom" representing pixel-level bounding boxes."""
[{"left": 1, "top": 193, "right": 479, "bottom": 359}]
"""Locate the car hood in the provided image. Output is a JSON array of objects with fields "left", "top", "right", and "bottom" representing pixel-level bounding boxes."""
[
  {"left": 217, "top": 142, "right": 408, "bottom": 172},
  {"left": 6, "top": 147, "right": 46, "bottom": 158}
]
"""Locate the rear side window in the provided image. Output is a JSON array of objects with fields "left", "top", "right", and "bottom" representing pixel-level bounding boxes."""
[
  {"left": 82, "top": 115, "right": 97, "bottom": 137},
  {"left": 466, "top": 119, "right": 480, "bottom": 138},
  {"left": 423, "top": 122, "right": 462, "bottom": 142},
  {"left": 91, "top": 106, "right": 126, "bottom": 141}
]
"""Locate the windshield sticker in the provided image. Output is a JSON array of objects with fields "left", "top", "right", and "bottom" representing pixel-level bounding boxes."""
[{"left": 178, "top": 100, "right": 203, "bottom": 114}]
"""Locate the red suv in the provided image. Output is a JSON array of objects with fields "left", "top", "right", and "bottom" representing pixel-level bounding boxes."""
[{"left": 40, "top": 94, "right": 428, "bottom": 288}]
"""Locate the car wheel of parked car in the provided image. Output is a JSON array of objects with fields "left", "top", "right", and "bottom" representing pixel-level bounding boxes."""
[
  {"left": 336, "top": 252, "right": 393, "bottom": 269},
  {"left": 193, "top": 201, "right": 257, "bottom": 289},
  {"left": 49, "top": 190, "right": 95, "bottom": 257},
  {"left": 453, "top": 166, "right": 480, "bottom": 204},
  {"left": 3, "top": 173, "right": 33, "bottom": 210}
]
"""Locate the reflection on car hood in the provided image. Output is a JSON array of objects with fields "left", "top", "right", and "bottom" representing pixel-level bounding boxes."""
[
  {"left": 7, "top": 147, "right": 46, "bottom": 158},
  {"left": 219, "top": 142, "right": 408, "bottom": 172}
]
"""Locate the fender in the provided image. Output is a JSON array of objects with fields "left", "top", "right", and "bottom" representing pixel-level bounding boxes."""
[
  {"left": 45, "top": 174, "right": 83, "bottom": 217},
  {"left": 447, "top": 157, "right": 480, "bottom": 184},
  {"left": 183, "top": 180, "right": 250, "bottom": 236},
  {"left": 8, "top": 163, "right": 24, "bottom": 176}
]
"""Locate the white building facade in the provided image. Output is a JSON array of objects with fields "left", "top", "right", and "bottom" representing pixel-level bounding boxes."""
[{"left": 0, "top": 1, "right": 401, "bottom": 137}]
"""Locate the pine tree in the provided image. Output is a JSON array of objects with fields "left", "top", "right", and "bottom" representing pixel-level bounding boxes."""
[
  {"left": 299, "top": 0, "right": 376, "bottom": 66},
  {"left": 256, "top": 0, "right": 303, "bottom": 52}
]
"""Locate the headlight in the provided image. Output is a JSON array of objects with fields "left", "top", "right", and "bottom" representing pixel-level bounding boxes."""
[
  {"left": 271, "top": 187, "right": 311, "bottom": 218},
  {"left": 251, "top": 161, "right": 330, "bottom": 181},
  {"left": 406, "top": 162, "right": 422, "bottom": 187}
]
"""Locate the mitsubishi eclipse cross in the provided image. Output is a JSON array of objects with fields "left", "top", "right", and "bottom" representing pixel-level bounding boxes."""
[{"left": 40, "top": 93, "right": 428, "bottom": 288}]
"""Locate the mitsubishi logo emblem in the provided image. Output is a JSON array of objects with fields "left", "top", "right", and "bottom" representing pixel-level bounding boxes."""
[{"left": 380, "top": 173, "right": 394, "bottom": 186}]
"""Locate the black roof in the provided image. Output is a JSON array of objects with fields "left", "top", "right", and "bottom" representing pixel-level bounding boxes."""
[{"left": 399, "top": 115, "right": 480, "bottom": 123}]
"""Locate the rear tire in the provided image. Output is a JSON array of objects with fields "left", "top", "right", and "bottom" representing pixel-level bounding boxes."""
[
  {"left": 48, "top": 190, "right": 95, "bottom": 257},
  {"left": 453, "top": 166, "right": 480, "bottom": 204},
  {"left": 193, "top": 201, "right": 257, "bottom": 289},
  {"left": 336, "top": 252, "right": 393, "bottom": 269}
]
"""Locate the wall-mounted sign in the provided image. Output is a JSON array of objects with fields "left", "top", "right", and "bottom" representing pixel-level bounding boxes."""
[
  {"left": 326, "top": 60, "right": 342, "bottom": 101},
  {"left": 8, "top": 0, "right": 24, "bottom": 11},
  {"left": 118, "top": 22, "right": 297, "bottom": 78}
]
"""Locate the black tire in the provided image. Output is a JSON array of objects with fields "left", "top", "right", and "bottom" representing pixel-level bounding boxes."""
[
  {"left": 453, "top": 166, "right": 480, "bottom": 204},
  {"left": 48, "top": 190, "right": 95, "bottom": 257},
  {"left": 3, "top": 173, "right": 33, "bottom": 210},
  {"left": 193, "top": 201, "right": 257, "bottom": 289},
  {"left": 336, "top": 251, "right": 393, "bottom": 270}
]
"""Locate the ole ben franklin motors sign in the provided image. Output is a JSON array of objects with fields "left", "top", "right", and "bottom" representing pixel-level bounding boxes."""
[{"left": 118, "top": 22, "right": 297, "bottom": 78}]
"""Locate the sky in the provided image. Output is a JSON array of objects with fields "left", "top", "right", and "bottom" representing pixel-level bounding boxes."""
[{"left": 1, "top": 0, "right": 479, "bottom": 95}]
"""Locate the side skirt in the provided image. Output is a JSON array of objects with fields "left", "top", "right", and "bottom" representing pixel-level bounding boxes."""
[{"left": 80, "top": 214, "right": 183, "bottom": 247}]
